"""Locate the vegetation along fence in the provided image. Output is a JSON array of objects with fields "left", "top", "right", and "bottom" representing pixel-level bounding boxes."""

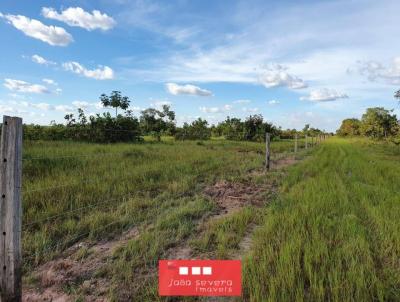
[{"left": 0, "top": 115, "right": 327, "bottom": 301}]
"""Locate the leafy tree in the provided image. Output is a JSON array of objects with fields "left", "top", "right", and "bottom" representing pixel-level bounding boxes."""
[
  {"left": 100, "top": 91, "right": 130, "bottom": 117},
  {"left": 337, "top": 118, "right": 361, "bottom": 136},
  {"left": 139, "top": 105, "right": 176, "bottom": 141},
  {"left": 360, "top": 107, "right": 398, "bottom": 138},
  {"left": 395, "top": 89, "right": 400, "bottom": 103},
  {"left": 64, "top": 113, "right": 76, "bottom": 126},
  {"left": 302, "top": 124, "right": 310, "bottom": 135},
  {"left": 175, "top": 118, "right": 211, "bottom": 140}
]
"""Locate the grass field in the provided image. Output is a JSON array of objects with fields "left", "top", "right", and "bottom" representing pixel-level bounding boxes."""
[
  {"left": 22, "top": 137, "right": 399, "bottom": 301},
  {"left": 22, "top": 138, "right": 303, "bottom": 300},
  {"left": 243, "top": 138, "right": 400, "bottom": 301}
]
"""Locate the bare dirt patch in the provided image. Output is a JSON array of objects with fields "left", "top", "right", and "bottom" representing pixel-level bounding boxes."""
[
  {"left": 203, "top": 180, "right": 271, "bottom": 213},
  {"left": 23, "top": 227, "right": 139, "bottom": 302}
]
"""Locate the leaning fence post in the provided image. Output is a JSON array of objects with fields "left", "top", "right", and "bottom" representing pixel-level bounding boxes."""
[
  {"left": 0, "top": 116, "right": 22, "bottom": 302},
  {"left": 265, "top": 132, "right": 270, "bottom": 171},
  {"left": 294, "top": 134, "right": 298, "bottom": 153}
]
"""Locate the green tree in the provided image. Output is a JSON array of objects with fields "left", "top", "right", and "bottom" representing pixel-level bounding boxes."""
[
  {"left": 139, "top": 105, "right": 176, "bottom": 141},
  {"left": 100, "top": 91, "right": 130, "bottom": 117},
  {"left": 174, "top": 118, "right": 211, "bottom": 140},
  {"left": 337, "top": 118, "right": 361, "bottom": 136},
  {"left": 395, "top": 89, "right": 400, "bottom": 102},
  {"left": 360, "top": 107, "right": 398, "bottom": 138}
]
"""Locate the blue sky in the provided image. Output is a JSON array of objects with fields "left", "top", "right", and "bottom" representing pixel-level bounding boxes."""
[{"left": 0, "top": 0, "right": 399, "bottom": 131}]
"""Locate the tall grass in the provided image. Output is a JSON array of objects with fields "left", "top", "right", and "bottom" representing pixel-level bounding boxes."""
[
  {"left": 243, "top": 138, "right": 400, "bottom": 301},
  {"left": 22, "top": 139, "right": 296, "bottom": 268}
]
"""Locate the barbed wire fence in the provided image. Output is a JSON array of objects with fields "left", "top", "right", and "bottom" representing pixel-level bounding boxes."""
[{"left": 0, "top": 114, "right": 328, "bottom": 300}]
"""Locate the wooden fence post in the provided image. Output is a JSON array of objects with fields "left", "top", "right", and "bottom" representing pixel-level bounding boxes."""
[
  {"left": 294, "top": 134, "right": 298, "bottom": 153},
  {"left": 0, "top": 116, "right": 22, "bottom": 302},
  {"left": 265, "top": 132, "right": 270, "bottom": 171},
  {"left": 305, "top": 135, "right": 308, "bottom": 149}
]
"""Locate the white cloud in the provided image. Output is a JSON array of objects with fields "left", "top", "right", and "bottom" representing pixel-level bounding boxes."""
[
  {"left": 63, "top": 61, "right": 114, "bottom": 80},
  {"left": 0, "top": 104, "right": 16, "bottom": 113},
  {"left": 199, "top": 106, "right": 220, "bottom": 113},
  {"left": 31, "top": 102, "right": 54, "bottom": 111},
  {"left": 55, "top": 105, "right": 73, "bottom": 112},
  {"left": 32, "top": 54, "right": 56, "bottom": 65},
  {"left": 300, "top": 88, "right": 348, "bottom": 102},
  {"left": 72, "top": 101, "right": 91, "bottom": 108},
  {"left": 268, "top": 100, "right": 280, "bottom": 105},
  {"left": 150, "top": 100, "right": 173, "bottom": 109},
  {"left": 42, "top": 7, "right": 116, "bottom": 31},
  {"left": 55, "top": 88, "right": 62, "bottom": 94},
  {"left": 233, "top": 99, "right": 251, "bottom": 104},
  {"left": 166, "top": 83, "right": 212, "bottom": 96},
  {"left": 242, "top": 107, "right": 259, "bottom": 113},
  {"left": 355, "top": 57, "right": 400, "bottom": 85},
  {"left": 42, "top": 78, "right": 57, "bottom": 85},
  {"left": 199, "top": 104, "right": 232, "bottom": 113},
  {"left": 4, "top": 79, "right": 49, "bottom": 94},
  {"left": 1, "top": 13, "right": 73, "bottom": 46},
  {"left": 259, "top": 64, "right": 307, "bottom": 89}
]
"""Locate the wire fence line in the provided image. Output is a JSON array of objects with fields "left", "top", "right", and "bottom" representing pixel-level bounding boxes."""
[
  {"left": 21, "top": 132, "right": 326, "bottom": 264},
  {"left": 1, "top": 115, "right": 330, "bottom": 298}
]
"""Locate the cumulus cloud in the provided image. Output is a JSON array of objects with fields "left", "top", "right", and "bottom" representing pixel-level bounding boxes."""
[
  {"left": 199, "top": 104, "right": 231, "bottom": 114},
  {"left": 0, "top": 13, "right": 73, "bottom": 46},
  {"left": 63, "top": 61, "right": 114, "bottom": 80},
  {"left": 259, "top": 64, "right": 307, "bottom": 89},
  {"left": 233, "top": 99, "right": 251, "bottom": 104},
  {"left": 268, "top": 100, "right": 280, "bottom": 105},
  {"left": 32, "top": 54, "right": 56, "bottom": 65},
  {"left": 355, "top": 57, "right": 400, "bottom": 85},
  {"left": 166, "top": 83, "right": 212, "bottom": 96},
  {"left": 42, "top": 7, "right": 116, "bottom": 31},
  {"left": 4, "top": 79, "right": 49, "bottom": 94},
  {"left": 300, "top": 88, "right": 348, "bottom": 102}
]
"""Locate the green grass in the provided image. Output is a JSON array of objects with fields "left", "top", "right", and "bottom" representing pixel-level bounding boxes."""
[
  {"left": 22, "top": 139, "right": 297, "bottom": 268},
  {"left": 243, "top": 138, "right": 400, "bottom": 301},
  {"left": 27, "top": 136, "right": 400, "bottom": 302}
]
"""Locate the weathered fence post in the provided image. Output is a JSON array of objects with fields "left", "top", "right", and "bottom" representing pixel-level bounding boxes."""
[
  {"left": 265, "top": 132, "right": 270, "bottom": 171},
  {"left": 305, "top": 135, "right": 308, "bottom": 149},
  {"left": 294, "top": 134, "right": 298, "bottom": 153},
  {"left": 0, "top": 116, "right": 22, "bottom": 302}
]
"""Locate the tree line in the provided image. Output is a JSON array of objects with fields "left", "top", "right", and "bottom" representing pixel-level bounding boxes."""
[
  {"left": 337, "top": 107, "right": 399, "bottom": 140},
  {"left": 20, "top": 91, "right": 327, "bottom": 143}
]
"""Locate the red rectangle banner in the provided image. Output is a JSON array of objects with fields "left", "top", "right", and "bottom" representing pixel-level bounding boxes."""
[{"left": 159, "top": 260, "right": 241, "bottom": 296}]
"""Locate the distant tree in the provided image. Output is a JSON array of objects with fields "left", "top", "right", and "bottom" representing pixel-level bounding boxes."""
[
  {"left": 64, "top": 113, "right": 76, "bottom": 126},
  {"left": 395, "top": 89, "right": 400, "bottom": 103},
  {"left": 139, "top": 105, "right": 176, "bottom": 140},
  {"left": 100, "top": 91, "right": 130, "bottom": 116},
  {"left": 360, "top": 107, "right": 398, "bottom": 138},
  {"left": 175, "top": 118, "right": 211, "bottom": 140},
  {"left": 77, "top": 108, "right": 87, "bottom": 125},
  {"left": 302, "top": 124, "right": 310, "bottom": 135},
  {"left": 337, "top": 118, "right": 361, "bottom": 136}
]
